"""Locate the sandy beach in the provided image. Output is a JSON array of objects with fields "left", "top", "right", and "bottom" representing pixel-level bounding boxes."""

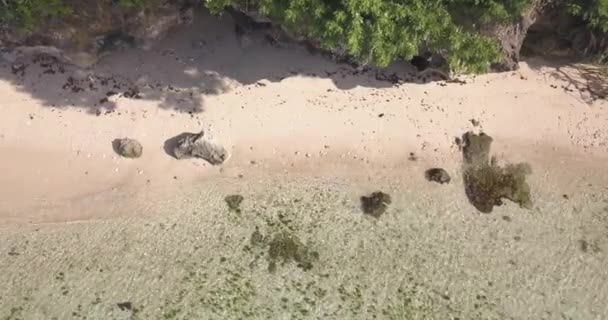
[{"left": 1, "top": 9, "right": 608, "bottom": 319}]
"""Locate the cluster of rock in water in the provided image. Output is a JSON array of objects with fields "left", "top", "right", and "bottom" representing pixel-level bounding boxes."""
[
  {"left": 114, "top": 130, "right": 228, "bottom": 165},
  {"left": 217, "top": 131, "right": 533, "bottom": 276},
  {"left": 115, "top": 129, "right": 532, "bottom": 218},
  {"left": 358, "top": 131, "right": 533, "bottom": 217}
]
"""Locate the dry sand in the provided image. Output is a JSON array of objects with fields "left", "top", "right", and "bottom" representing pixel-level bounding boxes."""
[{"left": 1, "top": 9, "right": 608, "bottom": 320}]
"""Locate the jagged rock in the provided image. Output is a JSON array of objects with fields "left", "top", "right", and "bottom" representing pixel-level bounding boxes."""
[
  {"left": 114, "top": 138, "right": 143, "bottom": 158},
  {"left": 171, "top": 131, "right": 228, "bottom": 165},
  {"left": 425, "top": 168, "right": 451, "bottom": 184},
  {"left": 461, "top": 132, "right": 533, "bottom": 213},
  {"left": 462, "top": 132, "right": 493, "bottom": 167},
  {"left": 0, "top": 0, "right": 194, "bottom": 67}
]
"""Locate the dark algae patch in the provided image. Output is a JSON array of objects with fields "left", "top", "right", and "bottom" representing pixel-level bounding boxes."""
[
  {"left": 267, "top": 231, "right": 319, "bottom": 273},
  {"left": 360, "top": 191, "right": 392, "bottom": 218},
  {"left": 225, "top": 194, "right": 244, "bottom": 213},
  {"left": 461, "top": 132, "right": 533, "bottom": 213}
]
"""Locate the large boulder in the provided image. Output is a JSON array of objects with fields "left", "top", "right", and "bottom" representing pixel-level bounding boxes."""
[
  {"left": 0, "top": 0, "right": 194, "bottom": 67},
  {"left": 170, "top": 131, "right": 228, "bottom": 165}
]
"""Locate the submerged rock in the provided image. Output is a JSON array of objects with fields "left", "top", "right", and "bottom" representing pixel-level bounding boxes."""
[
  {"left": 360, "top": 191, "right": 392, "bottom": 218},
  {"left": 267, "top": 231, "right": 318, "bottom": 273},
  {"left": 461, "top": 132, "right": 533, "bottom": 213},
  {"left": 425, "top": 168, "right": 451, "bottom": 184},
  {"left": 114, "top": 138, "right": 143, "bottom": 158},
  {"left": 462, "top": 132, "right": 493, "bottom": 167},
  {"left": 171, "top": 131, "right": 228, "bottom": 165},
  {"left": 225, "top": 194, "right": 244, "bottom": 213}
]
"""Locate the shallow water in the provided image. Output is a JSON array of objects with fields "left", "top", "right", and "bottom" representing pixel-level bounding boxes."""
[{"left": 1, "top": 171, "right": 607, "bottom": 319}]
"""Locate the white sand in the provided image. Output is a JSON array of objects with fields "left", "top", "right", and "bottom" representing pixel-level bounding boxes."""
[{"left": 1, "top": 9, "right": 607, "bottom": 320}]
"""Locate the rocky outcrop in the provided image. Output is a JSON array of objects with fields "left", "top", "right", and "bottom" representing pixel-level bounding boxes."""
[
  {"left": 521, "top": 4, "right": 608, "bottom": 59},
  {"left": 0, "top": 0, "right": 194, "bottom": 67},
  {"left": 169, "top": 131, "right": 228, "bottom": 165},
  {"left": 461, "top": 132, "right": 533, "bottom": 213}
]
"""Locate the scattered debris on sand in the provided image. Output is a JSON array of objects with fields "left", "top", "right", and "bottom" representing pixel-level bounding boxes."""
[
  {"left": 425, "top": 168, "right": 451, "bottom": 184},
  {"left": 461, "top": 132, "right": 533, "bottom": 213},
  {"left": 113, "top": 138, "right": 143, "bottom": 158},
  {"left": 225, "top": 194, "right": 244, "bottom": 214},
  {"left": 360, "top": 191, "right": 392, "bottom": 218},
  {"left": 170, "top": 131, "right": 228, "bottom": 165}
]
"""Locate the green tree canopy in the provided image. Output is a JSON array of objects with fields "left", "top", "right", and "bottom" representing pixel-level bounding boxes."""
[
  {"left": 210, "top": 0, "right": 530, "bottom": 73},
  {"left": 2, "top": 0, "right": 608, "bottom": 72}
]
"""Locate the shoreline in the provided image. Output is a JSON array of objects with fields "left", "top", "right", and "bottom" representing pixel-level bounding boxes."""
[{"left": 1, "top": 9, "right": 608, "bottom": 319}]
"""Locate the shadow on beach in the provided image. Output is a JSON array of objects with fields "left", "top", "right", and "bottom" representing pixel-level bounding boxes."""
[{"left": 0, "top": 9, "right": 427, "bottom": 116}]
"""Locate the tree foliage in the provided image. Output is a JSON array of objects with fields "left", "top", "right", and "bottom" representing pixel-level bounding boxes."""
[
  {"left": 0, "top": 0, "right": 72, "bottom": 30},
  {"left": 567, "top": 0, "right": 608, "bottom": 32},
  {"left": 215, "top": 0, "right": 530, "bottom": 72},
  {"left": 2, "top": 0, "right": 608, "bottom": 72}
]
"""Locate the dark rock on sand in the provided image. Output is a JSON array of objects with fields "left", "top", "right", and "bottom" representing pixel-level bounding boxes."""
[
  {"left": 360, "top": 191, "right": 392, "bottom": 218},
  {"left": 461, "top": 132, "right": 533, "bottom": 213},
  {"left": 113, "top": 138, "right": 143, "bottom": 158},
  {"left": 170, "top": 131, "right": 228, "bottom": 165},
  {"left": 425, "top": 168, "right": 451, "bottom": 184}
]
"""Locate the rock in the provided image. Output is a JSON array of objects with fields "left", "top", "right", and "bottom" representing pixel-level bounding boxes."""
[
  {"left": 225, "top": 194, "right": 244, "bottom": 213},
  {"left": 462, "top": 132, "right": 493, "bottom": 167},
  {"left": 461, "top": 132, "right": 533, "bottom": 213},
  {"left": 114, "top": 138, "right": 143, "bottom": 158},
  {"left": 425, "top": 168, "right": 451, "bottom": 184},
  {"left": 171, "top": 131, "right": 228, "bottom": 165},
  {"left": 360, "top": 191, "right": 392, "bottom": 218}
]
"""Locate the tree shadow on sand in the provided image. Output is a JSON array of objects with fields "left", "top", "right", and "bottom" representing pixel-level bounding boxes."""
[
  {"left": 524, "top": 56, "right": 608, "bottom": 105},
  {"left": 0, "top": 8, "right": 437, "bottom": 116}
]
